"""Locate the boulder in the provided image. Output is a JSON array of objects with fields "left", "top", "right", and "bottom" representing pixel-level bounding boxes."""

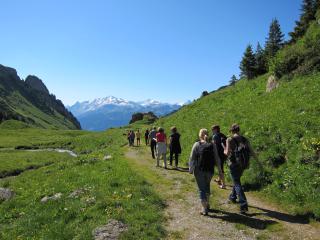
[
  {"left": 92, "top": 219, "right": 128, "bottom": 240},
  {"left": 266, "top": 75, "right": 279, "bottom": 92},
  {"left": 0, "top": 188, "right": 15, "bottom": 201},
  {"left": 129, "top": 112, "right": 158, "bottom": 124}
]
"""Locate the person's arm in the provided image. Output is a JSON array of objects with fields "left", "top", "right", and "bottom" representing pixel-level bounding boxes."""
[
  {"left": 189, "top": 142, "right": 198, "bottom": 174},
  {"left": 224, "top": 138, "right": 231, "bottom": 156}
]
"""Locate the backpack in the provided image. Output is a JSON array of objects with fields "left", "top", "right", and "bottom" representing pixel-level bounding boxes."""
[
  {"left": 231, "top": 136, "right": 250, "bottom": 170},
  {"left": 197, "top": 142, "right": 215, "bottom": 172}
]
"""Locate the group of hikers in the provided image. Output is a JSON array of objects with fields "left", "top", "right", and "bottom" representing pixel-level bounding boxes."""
[{"left": 127, "top": 123, "right": 255, "bottom": 215}]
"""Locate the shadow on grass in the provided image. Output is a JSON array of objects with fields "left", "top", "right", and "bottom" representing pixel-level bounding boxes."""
[
  {"left": 166, "top": 167, "right": 189, "bottom": 173},
  {"left": 208, "top": 209, "right": 278, "bottom": 230},
  {"left": 249, "top": 206, "right": 310, "bottom": 224}
]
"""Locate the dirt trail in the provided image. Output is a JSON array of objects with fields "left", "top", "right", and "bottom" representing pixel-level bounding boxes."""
[{"left": 125, "top": 146, "right": 320, "bottom": 240}]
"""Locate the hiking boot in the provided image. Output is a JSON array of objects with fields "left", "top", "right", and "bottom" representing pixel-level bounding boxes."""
[
  {"left": 200, "top": 200, "right": 209, "bottom": 215},
  {"left": 240, "top": 205, "right": 249, "bottom": 214}
]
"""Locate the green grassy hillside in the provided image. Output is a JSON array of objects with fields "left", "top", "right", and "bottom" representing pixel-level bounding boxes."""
[
  {"left": 0, "top": 65, "right": 81, "bottom": 130},
  {"left": 146, "top": 10, "right": 320, "bottom": 219},
  {"left": 154, "top": 72, "right": 320, "bottom": 218}
]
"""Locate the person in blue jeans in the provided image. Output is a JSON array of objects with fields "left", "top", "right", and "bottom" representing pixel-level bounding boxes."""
[
  {"left": 189, "top": 128, "right": 223, "bottom": 215},
  {"left": 224, "top": 124, "right": 256, "bottom": 214}
]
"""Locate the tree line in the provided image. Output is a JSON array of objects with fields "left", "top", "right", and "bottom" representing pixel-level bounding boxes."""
[{"left": 234, "top": 0, "right": 320, "bottom": 82}]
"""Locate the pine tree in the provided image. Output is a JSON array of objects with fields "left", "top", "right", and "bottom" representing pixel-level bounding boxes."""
[
  {"left": 255, "top": 42, "right": 267, "bottom": 75},
  {"left": 229, "top": 75, "right": 238, "bottom": 86},
  {"left": 315, "top": 0, "right": 320, "bottom": 11},
  {"left": 265, "top": 19, "right": 284, "bottom": 59},
  {"left": 240, "top": 44, "right": 257, "bottom": 80},
  {"left": 289, "top": 0, "right": 316, "bottom": 42}
]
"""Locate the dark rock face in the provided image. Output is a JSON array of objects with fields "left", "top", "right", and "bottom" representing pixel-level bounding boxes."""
[
  {"left": 0, "top": 64, "right": 81, "bottom": 129},
  {"left": 25, "top": 75, "right": 49, "bottom": 94},
  {"left": 129, "top": 112, "right": 158, "bottom": 124}
]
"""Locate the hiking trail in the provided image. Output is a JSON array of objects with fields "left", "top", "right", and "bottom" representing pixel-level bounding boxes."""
[{"left": 125, "top": 146, "right": 320, "bottom": 240}]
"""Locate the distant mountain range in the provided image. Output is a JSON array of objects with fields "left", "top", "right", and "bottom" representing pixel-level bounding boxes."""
[
  {"left": 0, "top": 64, "right": 80, "bottom": 130},
  {"left": 68, "top": 97, "right": 189, "bottom": 131}
]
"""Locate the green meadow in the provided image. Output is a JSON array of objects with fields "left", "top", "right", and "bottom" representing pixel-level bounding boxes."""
[{"left": 0, "top": 124, "right": 165, "bottom": 239}]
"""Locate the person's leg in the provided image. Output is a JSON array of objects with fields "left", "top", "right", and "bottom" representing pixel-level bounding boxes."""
[
  {"left": 220, "top": 159, "right": 226, "bottom": 188},
  {"left": 151, "top": 141, "right": 155, "bottom": 159},
  {"left": 205, "top": 172, "right": 213, "bottom": 209},
  {"left": 169, "top": 151, "right": 173, "bottom": 166},
  {"left": 156, "top": 145, "right": 160, "bottom": 167},
  {"left": 194, "top": 169, "right": 209, "bottom": 215},
  {"left": 163, "top": 152, "right": 167, "bottom": 169},
  {"left": 175, "top": 153, "right": 179, "bottom": 167},
  {"left": 230, "top": 165, "right": 248, "bottom": 211}
]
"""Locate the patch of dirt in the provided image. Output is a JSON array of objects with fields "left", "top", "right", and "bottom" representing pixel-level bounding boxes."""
[
  {"left": 125, "top": 147, "right": 320, "bottom": 240},
  {"left": 92, "top": 219, "right": 128, "bottom": 240}
]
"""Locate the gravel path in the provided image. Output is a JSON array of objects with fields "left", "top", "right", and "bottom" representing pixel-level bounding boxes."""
[{"left": 125, "top": 146, "right": 320, "bottom": 240}]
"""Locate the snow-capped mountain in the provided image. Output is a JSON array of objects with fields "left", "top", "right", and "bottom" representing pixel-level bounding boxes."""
[{"left": 68, "top": 96, "right": 187, "bottom": 131}]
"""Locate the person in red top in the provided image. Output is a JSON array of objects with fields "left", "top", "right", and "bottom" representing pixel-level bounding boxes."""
[{"left": 156, "top": 127, "right": 167, "bottom": 168}]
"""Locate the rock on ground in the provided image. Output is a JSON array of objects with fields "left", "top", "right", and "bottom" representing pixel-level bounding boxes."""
[
  {"left": 266, "top": 75, "right": 279, "bottom": 92},
  {"left": 41, "top": 192, "right": 62, "bottom": 203},
  {"left": 92, "top": 219, "right": 128, "bottom": 240},
  {"left": 69, "top": 189, "right": 85, "bottom": 198},
  {"left": 103, "top": 155, "right": 112, "bottom": 160},
  {"left": 0, "top": 188, "right": 15, "bottom": 201}
]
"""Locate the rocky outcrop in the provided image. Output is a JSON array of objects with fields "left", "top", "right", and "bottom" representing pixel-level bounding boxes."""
[
  {"left": 0, "top": 64, "right": 81, "bottom": 129},
  {"left": 129, "top": 112, "right": 158, "bottom": 124},
  {"left": 266, "top": 75, "right": 279, "bottom": 92},
  {"left": 25, "top": 75, "right": 49, "bottom": 94}
]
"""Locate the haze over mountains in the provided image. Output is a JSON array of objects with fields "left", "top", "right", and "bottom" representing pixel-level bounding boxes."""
[{"left": 68, "top": 97, "right": 188, "bottom": 131}]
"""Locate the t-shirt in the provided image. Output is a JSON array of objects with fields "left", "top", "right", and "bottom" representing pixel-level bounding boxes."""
[
  {"left": 213, "top": 132, "right": 227, "bottom": 160},
  {"left": 136, "top": 132, "right": 141, "bottom": 138},
  {"left": 149, "top": 130, "right": 157, "bottom": 140},
  {"left": 156, "top": 132, "right": 166, "bottom": 143}
]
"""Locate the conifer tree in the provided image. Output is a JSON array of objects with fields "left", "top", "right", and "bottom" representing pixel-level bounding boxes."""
[
  {"left": 240, "top": 44, "right": 256, "bottom": 80},
  {"left": 289, "top": 0, "right": 316, "bottom": 42},
  {"left": 255, "top": 42, "right": 267, "bottom": 75},
  {"left": 265, "top": 19, "right": 284, "bottom": 59},
  {"left": 229, "top": 75, "right": 238, "bottom": 86}
]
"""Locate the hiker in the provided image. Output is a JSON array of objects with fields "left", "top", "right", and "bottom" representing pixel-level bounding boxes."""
[
  {"left": 144, "top": 129, "right": 150, "bottom": 145},
  {"left": 156, "top": 127, "right": 167, "bottom": 168},
  {"left": 211, "top": 125, "right": 227, "bottom": 189},
  {"left": 224, "top": 124, "right": 255, "bottom": 214},
  {"left": 189, "top": 128, "right": 223, "bottom": 215},
  {"left": 136, "top": 129, "right": 141, "bottom": 146},
  {"left": 149, "top": 126, "right": 157, "bottom": 159},
  {"left": 129, "top": 130, "right": 135, "bottom": 147},
  {"left": 169, "top": 126, "right": 181, "bottom": 168},
  {"left": 127, "top": 131, "right": 131, "bottom": 146}
]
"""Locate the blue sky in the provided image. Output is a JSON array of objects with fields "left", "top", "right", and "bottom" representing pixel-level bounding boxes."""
[{"left": 1, "top": 0, "right": 301, "bottom": 105}]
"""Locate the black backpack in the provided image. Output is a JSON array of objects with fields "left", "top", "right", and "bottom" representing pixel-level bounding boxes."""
[
  {"left": 232, "top": 136, "right": 250, "bottom": 170},
  {"left": 197, "top": 142, "right": 215, "bottom": 172}
]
